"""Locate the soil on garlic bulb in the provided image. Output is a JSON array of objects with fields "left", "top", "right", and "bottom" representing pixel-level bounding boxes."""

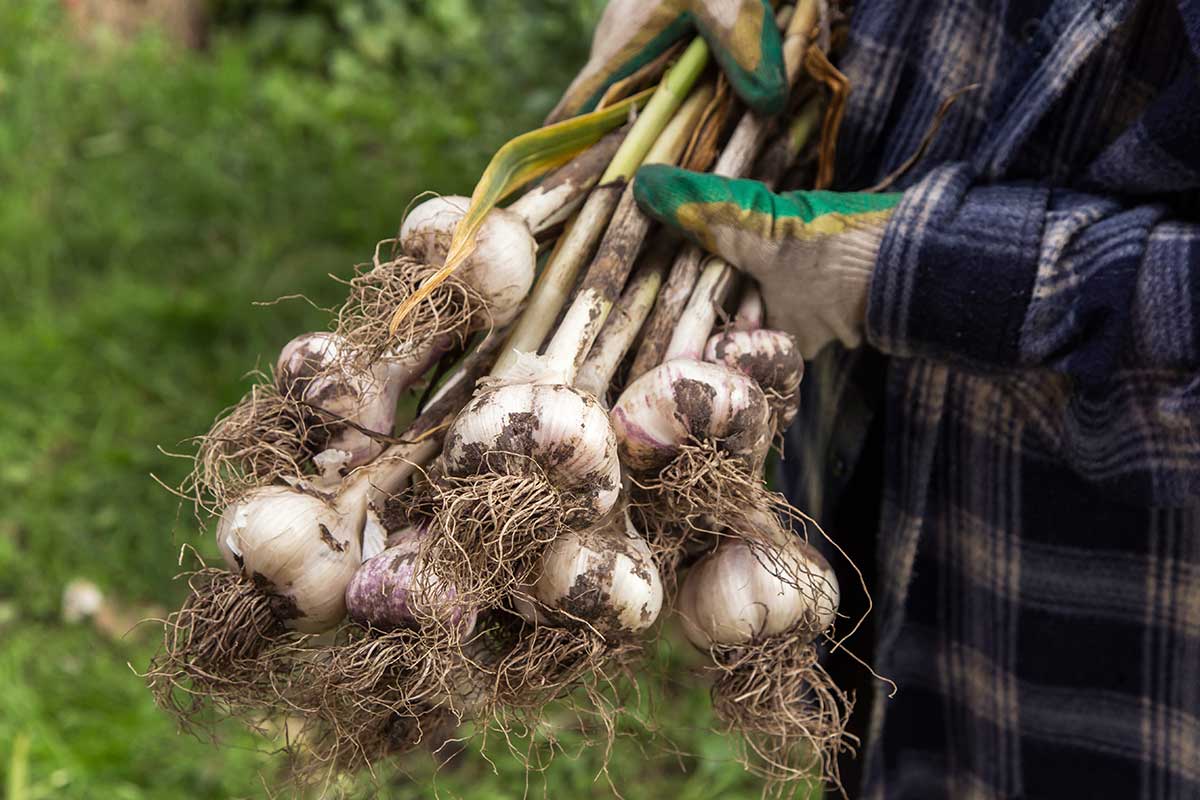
[
  {"left": 611, "top": 360, "right": 813, "bottom": 574},
  {"left": 704, "top": 328, "right": 804, "bottom": 438},
  {"left": 512, "top": 503, "right": 663, "bottom": 637},
  {"left": 413, "top": 383, "right": 621, "bottom": 608}
]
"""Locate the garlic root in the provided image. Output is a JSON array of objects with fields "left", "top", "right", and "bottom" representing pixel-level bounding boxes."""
[
  {"left": 676, "top": 514, "right": 850, "bottom": 796},
  {"left": 146, "top": 567, "right": 291, "bottom": 725}
]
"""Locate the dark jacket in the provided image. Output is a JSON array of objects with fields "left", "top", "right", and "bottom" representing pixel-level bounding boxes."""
[{"left": 784, "top": 1, "right": 1200, "bottom": 797}]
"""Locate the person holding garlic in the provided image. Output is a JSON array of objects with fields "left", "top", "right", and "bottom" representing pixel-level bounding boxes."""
[{"left": 563, "top": 1, "right": 1200, "bottom": 798}]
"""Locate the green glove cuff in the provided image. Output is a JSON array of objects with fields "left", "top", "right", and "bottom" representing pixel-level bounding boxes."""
[
  {"left": 566, "top": 0, "right": 787, "bottom": 119},
  {"left": 634, "top": 164, "right": 902, "bottom": 249},
  {"left": 696, "top": 0, "right": 787, "bottom": 116},
  {"left": 572, "top": 14, "right": 696, "bottom": 116}
]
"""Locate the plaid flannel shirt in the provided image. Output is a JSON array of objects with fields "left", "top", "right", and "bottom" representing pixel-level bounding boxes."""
[{"left": 780, "top": 1, "right": 1200, "bottom": 797}]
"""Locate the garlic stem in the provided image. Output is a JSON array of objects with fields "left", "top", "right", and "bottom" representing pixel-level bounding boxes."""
[
  {"left": 628, "top": 5, "right": 817, "bottom": 380},
  {"left": 733, "top": 284, "right": 765, "bottom": 331},
  {"left": 752, "top": 93, "right": 823, "bottom": 183},
  {"left": 539, "top": 286, "right": 606, "bottom": 384},
  {"left": 493, "top": 38, "right": 712, "bottom": 378},
  {"left": 575, "top": 238, "right": 675, "bottom": 399},
  {"left": 601, "top": 38, "right": 711, "bottom": 183},
  {"left": 538, "top": 84, "right": 713, "bottom": 384},
  {"left": 784, "top": 0, "right": 821, "bottom": 86},
  {"left": 662, "top": 256, "right": 737, "bottom": 362},
  {"left": 627, "top": 244, "right": 706, "bottom": 379},
  {"left": 494, "top": 186, "right": 623, "bottom": 377}
]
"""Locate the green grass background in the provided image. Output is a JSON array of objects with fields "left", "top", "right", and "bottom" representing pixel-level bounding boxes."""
[{"left": 0, "top": 2, "right": 814, "bottom": 798}]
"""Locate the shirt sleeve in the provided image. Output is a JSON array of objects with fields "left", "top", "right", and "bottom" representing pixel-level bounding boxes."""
[{"left": 866, "top": 163, "right": 1200, "bottom": 385}]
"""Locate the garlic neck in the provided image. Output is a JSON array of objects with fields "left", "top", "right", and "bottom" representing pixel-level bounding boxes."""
[
  {"left": 509, "top": 181, "right": 582, "bottom": 237},
  {"left": 490, "top": 285, "right": 603, "bottom": 388},
  {"left": 338, "top": 337, "right": 492, "bottom": 507},
  {"left": 540, "top": 287, "right": 606, "bottom": 385},
  {"left": 732, "top": 284, "right": 764, "bottom": 331},
  {"left": 663, "top": 257, "right": 735, "bottom": 362},
  {"left": 340, "top": 434, "right": 443, "bottom": 509}
]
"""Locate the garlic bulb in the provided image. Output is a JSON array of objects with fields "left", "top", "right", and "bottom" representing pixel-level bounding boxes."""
[
  {"left": 400, "top": 196, "right": 536, "bottom": 327},
  {"left": 442, "top": 383, "right": 621, "bottom": 523},
  {"left": 276, "top": 332, "right": 407, "bottom": 469},
  {"left": 610, "top": 359, "right": 771, "bottom": 474},
  {"left": 345, "top": 526, "right": 475, "bottom": 633},
  {"left": 514, "top": 506, "right": 663, "bottom": 636},
  {"left": 676, "top": 536, "right": 839, "bottom": 650},
  {"left": 216, "top": 485, "right": 367, "bottom": 634},
  {"left": 276, "top": 331, "right": 341, "bottom": 394},
  {"left": 704, "top": 329, "right": 804, "bottom": 432}
]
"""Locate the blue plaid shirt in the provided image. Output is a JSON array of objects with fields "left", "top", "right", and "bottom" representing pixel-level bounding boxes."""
[{"left": 782, "top": 1, "right": 1200, "bottom": 797}]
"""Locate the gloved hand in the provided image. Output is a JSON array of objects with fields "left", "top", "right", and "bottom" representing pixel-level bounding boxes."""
[
  {"left": 548, "top": 0, "right": 787, "bottom": 123},
  {"left": 634, "top": 164, "right": 903, "bottom": 358}
]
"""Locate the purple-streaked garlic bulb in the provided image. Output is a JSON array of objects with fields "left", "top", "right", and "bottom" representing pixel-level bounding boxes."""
[
  {"left": 442, "top": 383, "right": 622, "bottom": 525},
  {"left": 400, "top": 196, "right": 537, "bottom": 328},
  {"left": 677, "top": 534, "right": 839, "bottom": 650},
  {"left": 704, "top": 329, "right": 804, "bottom": 433},
  {"left": 345, "top": 526, "right": 475, "bottom": 633},
  {"left": 514, "top": 505, "right": 663, "bottom": 636},
  {"left": 216, "top": 485, "right": 367, "bottom": 634},
  {"left": 610, "top": 359, "right": 771, "bottom": 474}
]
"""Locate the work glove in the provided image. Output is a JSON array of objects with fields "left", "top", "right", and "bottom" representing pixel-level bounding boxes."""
[
  {"left": 634, "top": 164, "right": 903, "bottom": 358},
  {"left": 548, "top": 0, "right": 787, "bottom": 123}
]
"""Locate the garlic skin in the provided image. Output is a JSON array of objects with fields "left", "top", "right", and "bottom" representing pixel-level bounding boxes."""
[
  {"left": 514, "top": 506, "right": 663, "bottom": 636},
  {"left": 442, "top": 383, "right": 621, "bottom": 523},
  {"left": 276, "top": 331, "right": 341, "bottom": 394},
  {"left": 276, "top": 332, "right": 405, "bottom": 469},
  {"left": 610, "top": 359, "right": 772, "bottom": 474},
  {"left": 704, "top": 329, "right": 804, "bottom": 432},
  {"left": 677, "top": 537, "right": 839, "bottom": 650},
  {"left": 345, "top": 526, "right": 475, "bottom": 633},
  {"left": 400, "top": 196, "right": 536, "bottom": 327},
  {"left": 361, "top": 506, "right": 388, "bottom": 561},
  {"left": 217, "top": 485, "right": 366, "bottom": 634}
]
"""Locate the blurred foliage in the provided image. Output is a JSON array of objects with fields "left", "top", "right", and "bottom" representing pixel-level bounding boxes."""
[
  {"left": 0, "top": 2, "right": 804, "bottom": 798},
  {"left": 207, "top": 0, "right": 600, "bottom": 135},
  {"left": 0, "top": 0, "right": 602, "bottom": 617}
]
